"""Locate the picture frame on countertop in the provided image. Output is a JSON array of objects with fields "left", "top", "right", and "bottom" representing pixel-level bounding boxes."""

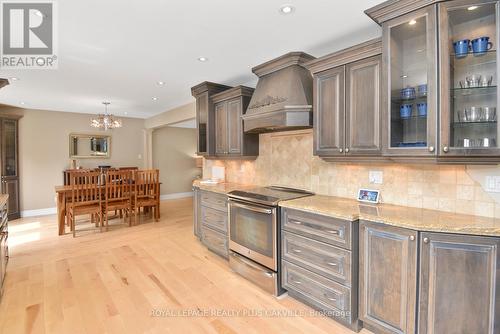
[{"left": 357, "top": 189, "right": 380, "bottom": 204}]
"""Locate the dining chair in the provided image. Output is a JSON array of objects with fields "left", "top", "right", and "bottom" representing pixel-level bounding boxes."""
[
  {"left": 68, "top": 171, "right": 102, "bottom": 237},
  {"left": 134, "top": 169, "right": 160, "bottom": 223},
  {"left": 102, "top": 170, "right": 134, "bottom": 229}
]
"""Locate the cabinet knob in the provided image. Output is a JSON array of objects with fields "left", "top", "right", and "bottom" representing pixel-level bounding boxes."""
[
  {"left": 345, "top": 148, "right": 350, "bottom": 153},
  {"left": 443, "top": 146, "right": 449, "bottom": 153},
  {"left": 409, "top": 235, "right": 415, "bottom": 241},
  {"left": 428, "top": 146, "right": 435, "bottom": 153},
  {"left": 423, "top": 237, "right": 430, "bottom": 244},
  {"left": 339, "top": 148, "right": 343, "bottom": 153}
]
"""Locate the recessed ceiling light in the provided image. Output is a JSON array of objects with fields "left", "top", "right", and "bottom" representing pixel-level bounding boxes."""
[
  {"left": 401, "top": 75, "right": 408, "bottom": 78},
  {"left": 197, "top": 57, "right": 208, "bottom": 62},
  {"left": 20, "top": 102, "right": 25, "bottom": 105},
  {"left": 468, "top": 5, "right": 478, "bottom": 10},
  {"left": 279, "top": 4, "right": 295, "bottom": 15},
  {"left": 124, "top": 112, "right": 128, "bottom": 115},
  {"left": 33, "top": 10, "right": 44, "bottom": 17},
  {"left": 157, "top": 81, "right": 165, "bottom": 86},
  {"left": 152, "top": 97, "right": 158, "bottom": 101},
  {"left": 409, "top": 19, "right": 417, "bottom": 25},
  {"left": 9, "top": 77, "right": 19, "bottom": 81}
]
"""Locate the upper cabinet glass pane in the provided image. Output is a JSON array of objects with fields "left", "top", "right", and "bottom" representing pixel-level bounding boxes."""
[
  {"left": 389, "top": 15, "right": 429, "bottom": 148},
  {"left": 447, "top": 3, "right": 497, "bottom": 150}
]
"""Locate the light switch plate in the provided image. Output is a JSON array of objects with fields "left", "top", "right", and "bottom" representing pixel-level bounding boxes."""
[
  {"left": 369, "top": 171, "right": 383, "bottom": 184},
  {"left": 485, "top": 176, "right": 500, "bottom": 193}
]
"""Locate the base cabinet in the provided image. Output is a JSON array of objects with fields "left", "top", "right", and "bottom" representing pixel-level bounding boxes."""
[
  {"left": 193, "top": 187, "right": 201, "bottom": 239},
  {"left": 195, "top": 189, "right": 229, "bottom": 259},
  {"left": 359, "top": 221, "right": 418, "bottom": 334},
  {"left": 418, "top": 232, "right": 500, "bottom": 334},
  {"left": 281, "top": 208, "right": 360, "bottom": 331}
]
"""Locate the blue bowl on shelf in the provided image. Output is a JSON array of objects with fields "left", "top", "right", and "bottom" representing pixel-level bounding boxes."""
[
  {"left": 400, "top": 104, "right": 413, "bottom": 119},
  {"left": 471, "top": 36, "right": 493, "bottom": 56},
  {"left": 417, "top": 84, "right": 427, "bottom": 97},
  {"left": 453, "top": 39, "right": 470, "bottom": 58},
  {"left": 417, "top": 102, "right": 427, "bottom": 117},
  {"left": 401, "top": 87, "right": 416, "bottom": 100}
]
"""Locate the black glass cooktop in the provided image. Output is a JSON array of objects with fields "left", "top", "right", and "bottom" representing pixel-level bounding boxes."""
[{"left": 228, "top": 186, "right": 314, "bottom": 206}]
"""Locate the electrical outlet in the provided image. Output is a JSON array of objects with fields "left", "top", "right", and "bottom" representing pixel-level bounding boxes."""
[
  {"left": 369, "top": 171, "right": 383, "bottom": 184},
  {"left": 486, "top": 176, "right": 500, "bottom": 193}
]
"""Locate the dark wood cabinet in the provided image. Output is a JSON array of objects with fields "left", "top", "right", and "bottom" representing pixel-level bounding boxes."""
[
  {"left": 211, "top": 86, "right": 258, "bottom": 158},
  {"left": 0, "top": 117, "right": 20, "bottom": 220},
  {"left": 366, "top": 0, "right": 500, "bottom": 163},
  {"left": 281, "top": 208, "right": 360, "bottom": 331},
  {"left": 306, "top": 39, "right": 383, "bottom": 161},
  {"left": 418, "top": 232, "right": 500, "bottom": 334},
  {"left": 346, "top": 56, "right": 382, "bottom": 156},
  {"left": 0, "top": 199, "right": 8, "bottom": 298},
  {"left": 313, "top": 66, "right": 345, "bottom": 156},
  {"left": 191, "top": 82, "right": 231, "bottom": 156},
  {"left": 359, "top": 220, "right": 418, "bottom": 334}
]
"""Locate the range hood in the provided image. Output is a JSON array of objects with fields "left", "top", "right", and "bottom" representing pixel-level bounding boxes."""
[{"left": 243, "top": 52, "right": 316, "bottom": 133}]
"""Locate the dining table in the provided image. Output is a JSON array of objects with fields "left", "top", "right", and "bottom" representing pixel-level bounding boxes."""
[{"left": 54, "top": 183, "right": 161, "bottom": 235}]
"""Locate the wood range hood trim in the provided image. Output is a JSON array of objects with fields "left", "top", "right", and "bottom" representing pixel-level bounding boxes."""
[{"left": 243, "top": 52, "right": 316, "bottom": 133}]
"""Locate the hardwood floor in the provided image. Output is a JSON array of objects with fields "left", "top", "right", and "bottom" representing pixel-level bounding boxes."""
[{"left": 0, "top": 198, "right": 372, "bottom": 334}]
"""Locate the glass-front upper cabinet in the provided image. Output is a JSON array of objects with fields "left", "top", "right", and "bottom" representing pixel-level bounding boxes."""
[
  {"left": 440, "top": 0, "right": 500, "bottom": 157},
  {"left": 383, "top": 6, "right": 438, "bottom": 156}
]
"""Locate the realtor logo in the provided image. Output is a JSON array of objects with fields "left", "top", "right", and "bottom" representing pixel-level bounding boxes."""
[{"left": 1, "top": 1, "right": 58, "bottom": 69}]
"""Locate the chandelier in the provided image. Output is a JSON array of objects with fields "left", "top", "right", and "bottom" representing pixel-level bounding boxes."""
[{"left": 90, "top": 102, "right": 122, "bottom": 130}]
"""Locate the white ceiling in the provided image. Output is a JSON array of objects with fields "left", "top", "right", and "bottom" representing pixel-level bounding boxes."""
[{"left": 0, "top": 0, "right": 382, "bottom": 119}]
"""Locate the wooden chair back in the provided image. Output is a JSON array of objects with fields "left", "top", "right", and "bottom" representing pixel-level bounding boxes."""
[
  {"left": 134, "top": 169, "right": 160, "bottom": 200},
  {"left": 105, "top": 170, "right": 134, "bottom": 203},
  {"left": 70, "top": 171, "right": 101, "bottom": 207},
  {"left": 64, "top": 168, "right": 93, "bottom": 185},
  {"left": 118, "top": 167, "right": 138, "bottom": 171}
]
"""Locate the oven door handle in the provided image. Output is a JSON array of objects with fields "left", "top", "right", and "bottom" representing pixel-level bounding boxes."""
[{"left": 230, "top": 201, "right": 273, "bottom": 215}]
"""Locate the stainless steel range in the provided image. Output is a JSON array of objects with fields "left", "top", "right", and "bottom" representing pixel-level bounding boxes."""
[{"left": 227, "top": 186, "right": 314, "bottom": 296}]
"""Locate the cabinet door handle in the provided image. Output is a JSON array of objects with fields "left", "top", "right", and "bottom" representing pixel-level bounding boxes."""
[
  {"left": 443, "top": 146, "right": 449, "bottom": 153},
  {"left": 339, "top": 148, "right": 343, "bottom": 153},
  {"left": 291, "top": 220, "right": 302, "bottom": 225},
  {"left": 428, "top": 146, "right": 435, "bottom": 153},
  {"left": 292, "top": 280, "right": 302, "bottom": 285},
  {"left": 327, "top": 262, "right": 338, "bottom": 267},
  {"left": 409, "top": 235, "right": 415, "bottom": 241},
  {"left": 345, "top": 148, "right": 350, "bottom": 153},
  {"left": 327, "top": 230, "right": 340, "bottom": 235},
  {"left": 292, "top": 249, "right": 302, "bottom": 253},
  {"left": 423, "top": 237, "right": 430, "bottom": 244}
]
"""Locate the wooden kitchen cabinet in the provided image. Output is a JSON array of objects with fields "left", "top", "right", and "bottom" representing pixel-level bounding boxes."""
[
  {"left": 281, "top": 208, "right": 360, "bottom": 331},
  {"left": 211, "top": 86, "right": 259, "bottom": 158},
  {"left": 359, "top": 220, "right": 418, "bottom": 334},
  {"left": 197, "top": 189, "right": 229, "bottom": 259},
  {"left": 193, "top": 187, "right": 201, "bottom": 239},
  {"left": 306, "top": 39, "right": 383, "bottom": 161},
  {"left": 366, "top": 0, "right": 500, "bottom": 163},
  {"left": 191, "top": 82, "right": 231, "bottom": 156},
  {"left": 438, "top": 0, "right": 500, "bottom": 161},
  {"left": 418, "top": 232, "right": 500, "bottom": 334}
]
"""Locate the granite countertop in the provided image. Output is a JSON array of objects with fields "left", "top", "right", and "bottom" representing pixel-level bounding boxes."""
[
  {"left": 192, "top": 180, "right": 256, "bottom": 195},
  {"left": 281, "top": 195, "right": 500, "bottom": 237}
]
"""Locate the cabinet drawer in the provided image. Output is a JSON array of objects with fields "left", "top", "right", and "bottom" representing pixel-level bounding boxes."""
[
  {"left": 201, "top": 206, "right": 227, "bottom": 233},
  {"left": 282, "top": 231, "right": 351, "bottom": 286},
  {"left": 201, "top": 226, "right": 228, "bottom": 259},
  {"left": 283, "top": 208, "right": 351, "bottom": 250},
  {"left": 200, "top": 191, "right": 227, "bottom": 212},
  {"left": 282, "top": 261, "right": 352, "bottom": 321}
]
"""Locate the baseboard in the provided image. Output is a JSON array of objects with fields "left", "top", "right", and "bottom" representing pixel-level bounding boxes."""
[
  {"left": 21, "top": 207, "right": 57, "bottom": 217},
  {"left": 160, "top": 192, "right": 193, "bottom": 200}
]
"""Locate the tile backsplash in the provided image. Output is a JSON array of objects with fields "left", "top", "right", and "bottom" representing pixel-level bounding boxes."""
[{"left": 203, "top": 130, "right": 500, "bottom": 218}]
